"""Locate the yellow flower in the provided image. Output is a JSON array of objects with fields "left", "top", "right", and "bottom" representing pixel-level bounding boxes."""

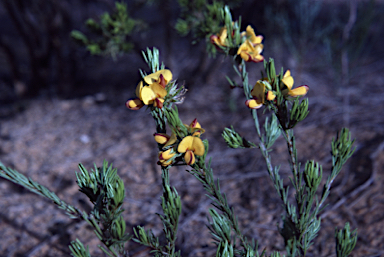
[
  {"left": 237, "top": 25, "right": 264, "bottom": 62},
  {"left": 158, "top": 148, "right": 176, "bottom": 167},
  {"left": 135, "top": 80, "right": 167, "bottom": 108},
  {"left": 241, "top": 25, "right": 263, "bottom": 46},
  {"left": 177, "top": 136, "right": 205, "bottom": 165},
  {"left": 144, "top": 69, "right": 172, "bottom": 87},
  {"left": 210, "top": 27, "right": 228, "bottom": 47},
  {"left": 127, "top": 70, "right": 172, "bottom": 110},
  {"left": 154, "top": 132, "right": 177, "bottom": 148},
  {"left": 154, "top": 133, "right": 170, "bottom": 144},
  {"left": 237, "top": 39, "right": 264, "bottom": 63},
  {"left": 185, "top": 118, "right": 205, "bottom": 136},
  {"left": 246, "top": 81, "right": 275, "bottom": 109},
  {"left": 281, "top": 70, "right": 309, "bottom": 97},
  {"left": 126, "top": 98, "right": 144, "bottom": 110}
]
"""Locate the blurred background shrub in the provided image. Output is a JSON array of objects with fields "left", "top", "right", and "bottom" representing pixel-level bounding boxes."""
[{"left": 0, "top": 0, "right": 383, "bottom": 101}]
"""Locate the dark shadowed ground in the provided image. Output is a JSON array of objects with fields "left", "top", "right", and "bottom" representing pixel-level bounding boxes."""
[{"left": 1, "top": 0, "right": 384, "bottom": 256}]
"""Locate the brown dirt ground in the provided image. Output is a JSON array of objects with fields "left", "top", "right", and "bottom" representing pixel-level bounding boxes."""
[{"left": 0, "top": 50, "right": 384, "bottom": 257}]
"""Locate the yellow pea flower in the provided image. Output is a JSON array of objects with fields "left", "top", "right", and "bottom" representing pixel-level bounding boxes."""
[
  {"left": 281, "top": 70, "right": 309, "bottom": 97},
  {"left": 185, "top": 118, "right": 205, "bottom": 136},
  {"left": 237, "top": 39, "right": 264, "bottom": 63},
  {"left": 237, "top": 25, "right": 264, "bottom": 62},
  {"left": 126, "top": 98, "right": 144, "bottom": 110},
  {"left": 241, "top": 25, "right": 263, "bottom": 46},
  {"left": 144, "top": 69, "right": 172, "bottom": 87},
  {"left": 154, "top": 132, "right": 177, "bottom": 148},
  {"left": 154, "top": 133, "right": 170, "bottom": 144},
  {"left": 177, "top": 136, "right": 205, "bottom": 165},
  {"left": 246, "top": 81, "right": 275, "bottom": 109},
  {"left": 135, "top": 81, "right": 167, "bottom": 108},
  {"left": 127, "top": 69, "right": 173, "bottom": 110},
  {"left": 158, "top": 148, "right": 176, "bottom": 167},
  {"left": 210, "top": 27, "right": 228, "bottom": 47}
]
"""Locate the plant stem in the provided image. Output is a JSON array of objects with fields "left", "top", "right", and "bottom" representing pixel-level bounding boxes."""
[{"left": 284, "top": 130, "right": 300, "bottom": 190}]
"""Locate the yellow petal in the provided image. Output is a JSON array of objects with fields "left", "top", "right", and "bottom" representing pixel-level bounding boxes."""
[
  {"left": 140, "top": 86, "right": 157, "bottom": 105},
  {"left": 240, "top": 52, "right": 250, "bottom": 61},
  {"left": 144, "top": 69, "right": 172, "bottom": 85},
  {"left": 250, "top": 54, "right": 264, "bottom": 62},
  {"left": 266, "top": 91, "right": 276, "bottom": 101},
  {"left": 253, "top": 35, "right": 263, "bottom": 45},
  {"left": 184, "top": 150, "right": 195, "bottom": 165},
  {"left": 191, "top": 127, "right": 205, "bottom": 137},
  {"left": 237, "top": 41, "right": 250, "bottom": 55},
  {"left": 154, "top": 133, "right": 170, "bottom": 144},
  {"left": 251, "top": 81, "right": 265, "bottom": 101},
  {"left": 177, "top": 136, "right": 193, "bottom": 153},
  {"left": 149, "top": 83, "right": 167, "bottom": 98},
  {"left": 164, "top": 132, "right": 177, "bottom": 148},
  {"left": 160, "top": 149, "right": 175, "bottom": 160},
  {"left": 177, "top": 136, "right": 205, "bottom": 156},
  {"left": 159, "top": 159, "right": 173, "bottom": 166},
  {"left": 282, "top": 70, "right": 294, "bottom": 89},
  {"left": 126, "top": 98, "right": 144, "bottom": 110},
  {"left": 253, "top": 43, "right": 263, "bottom": 55},
  {"left": 135, "top": 81, "right": 144, "bottom": 99},
  {"left": 191, "top": 137, "right": 205, "bottom": 156},
  {"left": 245, "top": 25, "right": 263, "bottom": 45},
  {"left": 245, "top": 99, "right": 263, "bottom": 109},
  {"left": 218, "top": 28, "right": 228, "bottom": 46},
  {"left": 288, "top": 85, "right": 309, "bottom": 97}
]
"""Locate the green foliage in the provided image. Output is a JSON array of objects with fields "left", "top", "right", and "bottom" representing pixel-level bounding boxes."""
[
  {"left": 289, "top": 98, "right": 309, "bottom": 128},
  {"left": 263, "top": 115, "right": 281, "bottom": 149},
  {"left": 132, "top": 226, "right": 162, "bottom": 253},
  {"left": 222, "top": 126, "right": 256, "bottom": 149},
  {"left": 335, "top": 222, "right": 358, "bottom": 257},
  {"left": 141, "top": 47, "right": 165, "bottom": 75},
  {"left": 158, "top": 174, "right": 182, "bottom": 255},
  {"left": 175, "top": 0, "right": 224, "bottom": 41},
  {"left": 175, "top": 0, "right": 242, "bottom": 56},
  {"left": 75, "top": 161, "right": 131, "bottom": 256},
  {"left": 132, "top": 168, "right": 182, "bottom": 256},
  {"left": 69, "top": 239, "right": 92, "bottom": 257},
  {"left": 0, "top": 162, "right": 83, "bottom": 219},
  {"left": 0, "top": 161, "right": 132, "bottom": 256},
  {"left": 71, "top": 2, "right": 141, "bottom": 59}
]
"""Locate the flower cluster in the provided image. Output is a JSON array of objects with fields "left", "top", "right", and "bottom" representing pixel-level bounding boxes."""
[
  {"left": 237, "top": 25, "right": 264, "bottom": 63},
  {"left": 154, "top": 119, "right": 205, "bottom": 166},
  {"left": 210, "top": 25, "right": 264, "bottom": 63},
  {"left": 246, "top": 70, "right": 309, "bottom": 109},
  {"left": 126, "top": 69, "right": 172, "bottom": 110}
]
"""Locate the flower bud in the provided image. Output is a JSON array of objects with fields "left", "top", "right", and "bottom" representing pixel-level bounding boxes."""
[
  {"left": 126, "top": 98, "right": 144, "bottom": 110},
  {"left": 154, "top": 133, "right": 170, "bottom": 144}
]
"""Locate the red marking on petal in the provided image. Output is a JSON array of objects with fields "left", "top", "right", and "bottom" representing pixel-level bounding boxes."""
[
  {"left": 159, "top": 74, "right": 166, "bottom": 88},
  {"left": 155, "top": 98, "right": 163, "bottom": 108},
  {"left": 210, "top": 35, "right": 218, "bottom": 44},
  {"left": 190, "top": 118, "right": 198, "bottom": 128}
]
